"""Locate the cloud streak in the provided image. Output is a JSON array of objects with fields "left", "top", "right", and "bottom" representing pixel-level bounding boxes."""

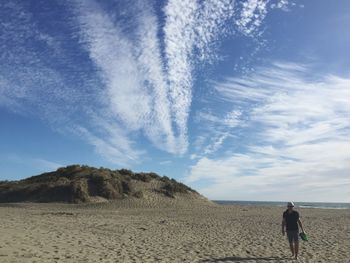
[
  {"left": 74, "top": 0, "right": 275, "bottom": 156},
  {"left": 0, "top": 0, "right": 293, "bottom": 165},
  {"left": 235, "top": 0, "right": 268, "bottom": 36},
  {"left": 191, "top": 109, "right": 242, "bottom": 158},
  {"left": 188, "top": 62, "right": 350, "bottom": 202}
]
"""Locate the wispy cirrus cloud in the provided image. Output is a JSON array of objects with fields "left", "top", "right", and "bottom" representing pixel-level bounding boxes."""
[
  {"left": 74, "top": 0, "right": 184, "bottom": 154},
  {"left": 162, "top": 0, "right": 291, "bottom": 151},
  {"left": 196, "top": 110, "right": 242, "bottom": 129},
  {"left": 0, "top": 0, "right": 141, "bottom": 165},
  {"left": 74, "top": 0, "right": 280, "bottom": 157},
  {"left": 188, "top": 62, "right": 350, "bottom": 202},
  {"left": 73, "top": 125, "right": 142, "bottom": 165},
  {"left": 0, "top": 1, "right": 63, "bottom": 112},
  {"left": 235, "top": 0, "right": 295, "bottom": 36},
  {"left": 235, "top": 0, "right": 268, "bottom": 36},
  {"left": 191, "top": 109, "right": 242, "bottom": 157},
  {"left": 1, "top": 0, "right": 293, "bottom": 166},
  {"left": 75, "top": 0, "right": 151, "bottom": 130},
  {"left": 162, "top": 0, "right": 236, "bottom": 150}
]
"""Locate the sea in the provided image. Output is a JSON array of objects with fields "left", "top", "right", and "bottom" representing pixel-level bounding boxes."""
[{"left": 213, "top": 200, "right": 350, "bottom": 209}]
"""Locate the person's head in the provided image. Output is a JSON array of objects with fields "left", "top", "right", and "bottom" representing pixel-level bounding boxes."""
[{"left": 287, "top": 201, "right": 295, "bottom": 211}]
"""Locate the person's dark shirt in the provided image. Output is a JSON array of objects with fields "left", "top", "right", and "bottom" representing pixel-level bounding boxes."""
[{"left": 283, "top": 210, "right": 299, "bottom": 231}]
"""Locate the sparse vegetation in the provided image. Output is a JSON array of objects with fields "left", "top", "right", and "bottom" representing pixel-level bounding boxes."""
[
  {"left": 132, "top": 173, "right": 154, "bottom": 182},
  {"left": 161, "top": 179, "right": 196, "bottom": 198},
  {"left": 0, "top": 165, "right": 197, "bottom": 203}
]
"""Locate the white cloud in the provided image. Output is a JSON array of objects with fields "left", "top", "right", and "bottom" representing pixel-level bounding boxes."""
[
  {"left": 202, "top": 132, "right": 231, "bottom": 155},
  {"left": 74, "top": 0, "right": 271, "bottom": 156},
  {"left": 188, "top": 62, "right": 350, "bottom": 202},
  {"left": 197, "top": 110, "right": 242, "bottom": 129},
  {"left": 73, "top": 125, "right": 142, "bottom": 166},
  {"left": 191, "top": 109, "right": 242, "bottom": 157},
  {"left": 134, "top": 4, "right": 177, "bottom": 153},
  {"left": 0, "top": 1, "right": 142, "bottom": 166},
  {"left": 163, "top": 0, "right": 198, "bottom": 150},
  {"left": 235, "top": 0, "right": 268, "bottom": 36},
  {"left": 162, "top": 0, "right": 286, "bottom": 151},
  {"left": 192, "top": 0, "right": 235, "bottom": 61},
  {"left": 76, "top": 0, "right": 151, "bottom": 130},
  {"left": 0, "top": 0, "right": 295, "bottom": 166}
]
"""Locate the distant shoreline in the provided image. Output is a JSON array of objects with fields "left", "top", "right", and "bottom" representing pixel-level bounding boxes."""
[{"left": 213, "top": 200, "right": 350, "bottom": 209}]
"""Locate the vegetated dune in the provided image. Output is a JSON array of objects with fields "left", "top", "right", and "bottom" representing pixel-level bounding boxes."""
[{"left": 0, "top": 165, "right": 208, "bottom": 205}]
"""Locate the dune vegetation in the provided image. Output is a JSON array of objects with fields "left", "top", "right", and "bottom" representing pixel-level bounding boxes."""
[{"left": 0, "top": 165, "right": 197, "bottom": 203}]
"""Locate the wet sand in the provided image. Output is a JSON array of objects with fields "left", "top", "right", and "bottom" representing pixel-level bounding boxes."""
[{"left": 0, "top": 201, "right": 349, "bottom": 262}]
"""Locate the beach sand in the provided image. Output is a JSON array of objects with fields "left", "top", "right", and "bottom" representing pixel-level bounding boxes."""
[{"left": 0, "top": 200, "right": 349, "bottom": 263}]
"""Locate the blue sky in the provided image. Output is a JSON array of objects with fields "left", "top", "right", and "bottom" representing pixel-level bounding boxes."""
[{"left": 1, "top": 0, "right": 350, "bottom": 202}]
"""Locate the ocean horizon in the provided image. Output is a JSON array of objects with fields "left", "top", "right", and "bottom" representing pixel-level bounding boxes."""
[{"left": 213, "top": 200, "right": 350, "bottom": 209}]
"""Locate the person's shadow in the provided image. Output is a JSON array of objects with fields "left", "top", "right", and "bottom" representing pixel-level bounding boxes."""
[{"left": 201, "top": 256, "right": 288, "bottom": 262}]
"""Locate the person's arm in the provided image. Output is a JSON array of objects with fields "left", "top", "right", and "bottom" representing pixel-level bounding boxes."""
[
  {"left": 282, "top": 217, "right": 286, "bottom": 235},
  {"left": 298, "top": 219, "right": 305, "bottom": 233}
]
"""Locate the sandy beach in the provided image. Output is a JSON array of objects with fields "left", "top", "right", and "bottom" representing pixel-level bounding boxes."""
[{"left": 0, "top": 200, "right": 349, "bottom": 263}]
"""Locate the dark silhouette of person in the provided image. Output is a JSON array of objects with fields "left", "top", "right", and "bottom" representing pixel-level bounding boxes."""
[{"left": 282, "top": 202, "right": 305, "bottom": 260}]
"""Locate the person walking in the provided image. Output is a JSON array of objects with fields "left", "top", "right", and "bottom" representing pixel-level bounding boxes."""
[{"left": 282, "top": 202, "right": 305, "bottom": 260}]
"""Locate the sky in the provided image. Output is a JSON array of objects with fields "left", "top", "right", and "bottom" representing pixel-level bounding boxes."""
[{"left": 1, "top": 0, "right": 350, "bottom": 202}]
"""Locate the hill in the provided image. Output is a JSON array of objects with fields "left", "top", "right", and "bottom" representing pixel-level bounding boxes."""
[{"left": 0, "top": 165, "right": 204, "bottom": 204}]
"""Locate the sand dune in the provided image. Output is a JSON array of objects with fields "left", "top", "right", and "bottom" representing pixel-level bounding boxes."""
[
  {"left": 0, "top": 165, "right": 201, "bottom": 204},
  {"left": 0, "top": 201, "right": 349, "bottom": 263}
]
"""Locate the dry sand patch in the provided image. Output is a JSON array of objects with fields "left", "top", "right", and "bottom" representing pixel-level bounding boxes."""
[{"left": 0, "top": 203, "right": 349, "bottom": 262}]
